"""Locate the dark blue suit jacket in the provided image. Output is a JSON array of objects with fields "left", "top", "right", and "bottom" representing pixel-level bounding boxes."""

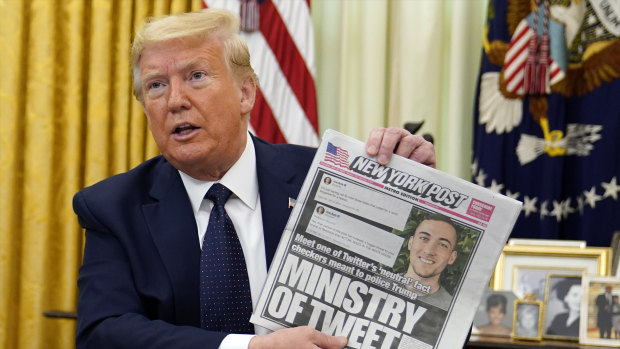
[{"left": 74, "top": 136, "right": 316, "bottom": 349}]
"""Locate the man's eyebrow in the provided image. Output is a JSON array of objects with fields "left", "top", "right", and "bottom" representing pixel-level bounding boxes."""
[
  {"left": 177, "top": 58, "right": 207, "bottom": 72},
  {"left": 141, "top": 71, "right": 163, "bottom": 84},
  {"left": 438, "top": 237, "right": 453, "bottom": 247},
  {"left": 417, "top": 231, "right": 453, "bottom": 247},
  {"left": 141, "top": 59, "right": 209, "bottom": 83}
]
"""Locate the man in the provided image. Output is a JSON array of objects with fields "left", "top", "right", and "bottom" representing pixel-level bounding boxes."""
[
  {"left": 74, "top": 9, "right": 436, "bottom": 349},
  {"left": 403, "top": 214, "right": 458, "bottom": 311},
  {"left": 596, "top": 285, "right": 614, "bottom": 339}
]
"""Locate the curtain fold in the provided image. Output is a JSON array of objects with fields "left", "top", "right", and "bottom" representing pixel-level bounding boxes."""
[{"left": 313, "top": 0, "right": 488, "bottom": 177}]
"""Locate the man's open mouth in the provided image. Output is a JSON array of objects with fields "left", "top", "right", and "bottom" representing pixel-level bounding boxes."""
[
  {"left": 174, "top": 124, "right": 199, "bottom": 135},
  {"left": 419, "top": 257, "right": 435, "bottom": 265}
]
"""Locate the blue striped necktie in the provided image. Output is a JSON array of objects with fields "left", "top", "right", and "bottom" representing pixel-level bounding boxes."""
[{"left": 200, "top": 183, "right": 254, "bottom": 333}]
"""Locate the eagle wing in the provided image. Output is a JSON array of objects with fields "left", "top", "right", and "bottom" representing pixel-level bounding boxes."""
[{"left": 553, "top": 40, "right": 620, "bottom": 96}]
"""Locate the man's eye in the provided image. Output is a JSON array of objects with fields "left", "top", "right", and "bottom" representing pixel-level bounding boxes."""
[
  {"left": 149, "top": 82, "right": 162, "bottom": 90},
  {"left": 191, "top": 72, "right": 206, "bottom": 80}
]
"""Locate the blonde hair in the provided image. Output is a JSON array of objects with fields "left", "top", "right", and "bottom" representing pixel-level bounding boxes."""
[{"left": 131, "top": 9, "right": 257, "bottom": 101}]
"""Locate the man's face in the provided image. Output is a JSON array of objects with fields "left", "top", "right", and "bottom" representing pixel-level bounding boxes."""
[
  {"left": 139, "top": 36, "right": 255, "bottom": 180},
  {"left": 407, "top": 219, "right": 458, "bottom": 279}
]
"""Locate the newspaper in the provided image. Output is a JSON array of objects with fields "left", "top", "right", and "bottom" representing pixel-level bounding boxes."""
[{"left": 250, "top": 130, "right": 522, "bottom": 349}]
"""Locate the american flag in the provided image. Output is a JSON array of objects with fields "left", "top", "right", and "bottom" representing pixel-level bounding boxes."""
[
  {"left": 324, "top": 142, "right": 349, "bottom": 168},
  {"left": 204, "top": 0, "right": 319, "bottom": 146},
  {"left": 503, "top": 19, "right": 564, "bottom": 95}
]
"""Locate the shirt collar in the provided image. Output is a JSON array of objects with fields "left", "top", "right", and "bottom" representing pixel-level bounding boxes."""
[{"left": 179, "top": 134, "right": 258, "bottom": 214}]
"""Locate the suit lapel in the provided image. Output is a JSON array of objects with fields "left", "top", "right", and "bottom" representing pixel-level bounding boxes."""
[
  {"left": 138, "top": 139, "right": 312, "bottom": 326},
  {"left": 141, "top": 159, "right": 201, "bottom": 326},
  {"left": 253, "top": 137, "right": 308, "bottom": 268}
]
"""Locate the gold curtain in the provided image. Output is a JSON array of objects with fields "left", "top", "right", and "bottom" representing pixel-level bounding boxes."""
[{"left": 0, "top": 0, "right": 202, "bottom": 348}]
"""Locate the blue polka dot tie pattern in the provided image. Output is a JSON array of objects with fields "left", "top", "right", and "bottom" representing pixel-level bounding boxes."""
[{"left": 200, "top": 183, "right": 254, "bottom": 333}]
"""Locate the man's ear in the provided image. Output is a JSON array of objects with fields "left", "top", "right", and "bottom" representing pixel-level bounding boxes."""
[
  {"left": 239, "top": 76, "right": 257, "bottom": 115},
  {"left": 448, "top": 250, "right": 457, "bottom": 265}
]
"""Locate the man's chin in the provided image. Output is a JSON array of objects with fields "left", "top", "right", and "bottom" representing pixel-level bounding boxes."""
[
  {"left": 164, "top": 153, "right": 228, "bottom": 180},
  {"left": 412, "top": 268, "right": 439, "bottom": 280}
]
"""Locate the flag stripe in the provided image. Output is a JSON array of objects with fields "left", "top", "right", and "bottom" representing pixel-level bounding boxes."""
[
  {"left": 259, "top": 1, "right": 318, "bottom": 133},
  {"left": 204, "top": 0, "right": 319, "bottom": 146},
  {"left": 505, "top": 60, "right": 525, "bottom": 86},
  {"left": 504, "top": 39, "right": 528, "bottom": 73},
  {"left": 504, "top": 22, "right": 530, "bottom": 63},
  {"left": 272, "top": 0, "right": 315, "bottom": 77},
  {"left": 250, "top": 89, "right": 288, "bottom": 143},
  {"left": 245, "top": 32, "right": 319, "bottom": 145}
]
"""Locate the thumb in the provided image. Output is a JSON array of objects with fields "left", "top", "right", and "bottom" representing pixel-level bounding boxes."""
[{"left": 316, "top": 334, "right": 347, "bottom": 349}]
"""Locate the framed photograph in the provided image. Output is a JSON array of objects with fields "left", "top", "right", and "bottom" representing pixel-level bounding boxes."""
[
  {"left": 491, "top": 245, "right": 611, "bottom": 292},
  {"left": 472, "top": 289, "right": 517, "bottom": 337},
  {"left": 580, "top": 275, "right": 620, "bottom": 347},
  {"left": 512, "top": 266, "right": 583, "bottom": 300},
  {"left": 542, "top": 274, "right": 582, "bottom": 341},
  {"left": 513, "top": 296, "right": 543, "bottom": 341}
]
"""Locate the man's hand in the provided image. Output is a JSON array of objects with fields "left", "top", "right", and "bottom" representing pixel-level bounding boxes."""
[
  {"left": 249, "top": 327, "right": 347, "bottom": 349},
  {"left": 366, "top": 127, "right": 436, "bottom": 168}
]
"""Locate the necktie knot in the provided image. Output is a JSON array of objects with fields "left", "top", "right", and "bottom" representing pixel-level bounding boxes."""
[{"left": 205, "top": 183, "right": 232, "bottom": 207}]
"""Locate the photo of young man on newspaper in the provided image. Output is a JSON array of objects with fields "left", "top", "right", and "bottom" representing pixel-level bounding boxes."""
[
  {"left": 401, "top": 213, "right": 459, "bottom": 310},
  {"left": 385, "top": 208, "right": 480, "bottom": 345}
]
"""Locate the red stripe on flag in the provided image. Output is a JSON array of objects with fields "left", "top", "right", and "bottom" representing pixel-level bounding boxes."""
[
  {"left": 504, "top": 40, "right": 528, "bottom": 69},
  {"left": 509, "top": 25, "right": 529, "bottom": 49},
  {"left": 251, "top": 89, "right": 288, "bottom": 144},
  {"left": 513, "top": 79, "right": 524, "bottom": 92},
  {"left": 259, "top": 0, "right": 318, "bottom": 133},
  {"left": 550, "top": 65, "right": 561, "bottom": 79},
  {"left": 505, "top": 61, "right": 526, "bottom": 86}
]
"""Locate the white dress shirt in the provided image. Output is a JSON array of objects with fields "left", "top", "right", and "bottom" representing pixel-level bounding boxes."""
[{"left": 179, "top": 135, "right": 271, "bottom": 348}]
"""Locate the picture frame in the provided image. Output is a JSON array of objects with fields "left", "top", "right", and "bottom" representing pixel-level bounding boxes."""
[
  {"left": 508, "top": 238, "right": 586, "bottom": 248},
  {"left": 611, "top": 231, "right": 620, "bottom": 276},
  {"left": 491, "top": 245, "right": 611, "bottom": 292},
  {"left": 512, "top": 266, "right": 583, "bottom": 301},
  {"left": 472, "top": 289, "right": 517, "bottom": 337},
  {"left": 579, "top": 275, "right": 620, "bottom": 347},
  {"left": 542, "top": 274, "right": 582, "bottom": 341},
  {"left": 513, "top": 296, "right": 543, "bottom": 341}
]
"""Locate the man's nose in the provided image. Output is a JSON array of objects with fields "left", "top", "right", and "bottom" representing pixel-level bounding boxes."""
[
  {"left": 167, "top": 77, "right": 191, "bottom": 112},
  {"left": 422, "top": 244, "right": 436, "bottom": 255}
]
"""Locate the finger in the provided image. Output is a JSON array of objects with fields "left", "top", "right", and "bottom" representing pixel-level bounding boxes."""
[
  {"left": 365, "top": 127, "right": 386, "bottom": 156},
  {"left": 376, "top": 127, "right": 409, "bottom": 165},
  {"left": 411, "top": 144, "right": 437, "bottom": 168},
  {"left": 395, "top": 135, "right": 437, "bottom": 168},
  {"left": 312, "top": 332, "right": 347, "bottom": 349}
]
